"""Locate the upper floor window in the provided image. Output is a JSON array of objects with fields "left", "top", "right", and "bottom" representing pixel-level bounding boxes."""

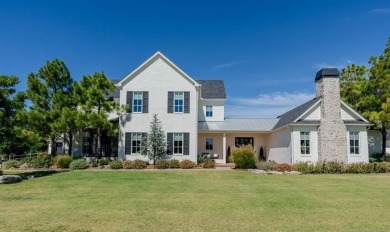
[
  {"left": 206, "top": 138, "right": 213, "bottom": 150},
  {"left": 206, "top": 106, "right": 213, "bottom": 117},
  {"left": 349, "top": 132, "right": 360, "bottom": 155},
  {"left": 133, "top": 92, "right": 143, "bottom": 113},
  {"left": 300, "top": 132, "right": 310, "bottom": 155},
  {"left": 174, "top": 92, "right": 184, "bottom": 113}
]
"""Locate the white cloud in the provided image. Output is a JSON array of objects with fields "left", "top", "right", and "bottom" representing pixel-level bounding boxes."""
[
  {"left": 314, "top": 60, "right": 353, "bottom": 71},
  {"left": 369, "top": 8, "right": 390, "bottom": 14},
  {"left": 226, "top": 92, "right": 315, "bottom": 118},
  {"left": 213, "top": 61, "right": 239, "bottom": 69}
]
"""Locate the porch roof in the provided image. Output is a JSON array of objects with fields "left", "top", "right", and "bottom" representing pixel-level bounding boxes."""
[{"left": 198, "top": 118, "right": 279, "bottom": 132}]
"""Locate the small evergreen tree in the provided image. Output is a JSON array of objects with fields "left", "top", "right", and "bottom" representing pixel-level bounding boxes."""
[{"left": 141, "top": 114, "right": 167, "bottom": 168}]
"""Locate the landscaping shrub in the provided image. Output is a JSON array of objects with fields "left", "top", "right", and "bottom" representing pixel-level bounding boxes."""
[
  {"left": 98, "top": 159, "right": 109, "bottom": 166},
  {"left": 293, "top": 162, "right": 314, "bottom": 174},
  {"left": 344, "top": 163, "right": 375, "bottom": 174},
  {"left": 375, "top": 162, "right": 390, "bottom": 173},
  {"left": 109, "top": 160, "right": 123, "bottom": 169},
  {"left": 69, "top": 159, "right": 88, "bottom": 170},
  {"left": 30, "top": 152, "right": 53, "bottom": 168},
  {"left": 197, "top": 154, "right": 210, "bottom": 164},
  {"left": 0, "top": 169, "right": 3, "bottom": 176},
  {"left": 2, "top": 160, "right": 19, "bottom": 169},
  {"left": 91, "top": 161, "right": 98, "bottom": 168},
  {"left": 169, "top": 159, "right": 180, "bottom": 168},
  {"left": 180, "top": 159, "right": 196, "bottom": 169},
  {"left": 275, "top": 163, "right": 293, "bottom": 172},
  {"left": 156, "top": 160, "right": 170, "bottom": 169},
  {"left": 202, "top": 160, "right": 215, "bottom": 168},
  {"left": 123, "top": 160, "right": 133, "bottom": 169},
  {"left": 324, "top": 161, "right": 344, "bottom": 174},
  {"left": 256, "top": 161, "right": 276, "bottom": 171},
  {"left": 231, "top": 145, "right": 256, "bottom": 169},
  {"left": 55, "top": 155, "right": 73, "bottom": 169},
  {"left": 369, "top": 153, "right": 383, "bottom": 163},
  {"left": 132, "top": 159, "right": 148, "bottom": 169}
]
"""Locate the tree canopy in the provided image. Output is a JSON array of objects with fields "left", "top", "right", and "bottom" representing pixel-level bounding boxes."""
[{"left": 340, "top": 37, "right": 390, "bottom": 156}]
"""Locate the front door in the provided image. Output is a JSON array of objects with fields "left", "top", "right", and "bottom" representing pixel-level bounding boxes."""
[{"left": 235, "top": 137, "right": 254, "bottom": 147}]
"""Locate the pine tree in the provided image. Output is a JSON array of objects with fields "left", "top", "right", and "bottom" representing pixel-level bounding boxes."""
[{"left": 141, "top": 114, "right": 167, "bottom": 167}]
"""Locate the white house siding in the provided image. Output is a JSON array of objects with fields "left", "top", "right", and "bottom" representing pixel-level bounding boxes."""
[
  {"left": 368, "top": 130, "right": 383, "bottom": 154},
  {"left": 267, "top": 127, "right": 291, "bottom": 163},
  {"left": 118, "top": 57, "right": 198, "bottom": 163},
  {"left": 341, "top": 106, "right": 360, "bottom": 121},
  {"left": 347, "top": 126, "right": 369, "bottom": 163},
  {"left": 198, "top": 99, "right": 225, "bottom": 122},
  {"left": 291, "top": 126, "right": 319, "bottom": 164},
  {"left": 225, "top": 132, "right": 269, "bottom": 158},
  {"left": 301, "top": 105, "right": 321, "bottom": 120}
]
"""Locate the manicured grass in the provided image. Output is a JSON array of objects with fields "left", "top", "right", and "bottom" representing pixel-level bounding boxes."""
[{"left": 1, "top": 170, "right": 390, "bottom": 231}]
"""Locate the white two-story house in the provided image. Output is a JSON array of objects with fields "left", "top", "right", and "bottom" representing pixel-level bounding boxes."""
[{"left": 55, "top": 51, "right": 386, "bottom": 164}]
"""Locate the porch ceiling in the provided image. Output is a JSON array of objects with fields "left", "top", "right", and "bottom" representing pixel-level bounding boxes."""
[{"left": 198, "top": 118, "right": 279, "bottom": 132}]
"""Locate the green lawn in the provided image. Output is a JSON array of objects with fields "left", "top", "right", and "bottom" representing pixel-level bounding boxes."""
[{"left": 1, "top": 170, "right": 390, "bottom": 232}]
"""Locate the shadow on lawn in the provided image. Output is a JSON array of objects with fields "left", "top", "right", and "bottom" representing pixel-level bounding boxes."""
[{"left": 6, "top": 170, "right": 69, "bottom": 180}]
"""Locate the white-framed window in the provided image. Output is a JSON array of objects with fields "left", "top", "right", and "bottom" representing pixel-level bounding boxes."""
[
  {"left": 349, "top": 132, "right": 360, "bottom": 155},
  {"left": 173, "top": 133, "right": 183, "bottom": 154},
  {"left": 206, "top": 138, "right": 213, "bottom": 150},
  {"left": 300, "top": 132, "right": 310, "bottom": 155},
  {"left": 174, "top": 92, "right": 184, "bottom": 113},
  {"left": 133, "top": 92, "right": 143, "bottom": 113},
  {"left": 206, "top": 105, "right": 213, "bottom": 117},
  {"left": 131, "top": 133, "right": 142, "bottom": 154}
]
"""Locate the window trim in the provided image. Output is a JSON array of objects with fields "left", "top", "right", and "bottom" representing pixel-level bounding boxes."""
[
  {"left": 349, "top": 131, "right": 360, "bottom": 156},
  {"left": 132, "top": 92, "right": 143, "bottom": 113},
  {"left": 300, "top": 131, "right": 311, "bottom": 156},
  {"left": 206, "top": 138, "right": 213, "bottom": 150},
  {"left": 206, "top": 105, "right": 213, "bottom": 117}
]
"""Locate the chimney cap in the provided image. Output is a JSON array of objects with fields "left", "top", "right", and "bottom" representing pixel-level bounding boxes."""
[{"left": 315, "top": 68, "right": 340, "bottom": 82}]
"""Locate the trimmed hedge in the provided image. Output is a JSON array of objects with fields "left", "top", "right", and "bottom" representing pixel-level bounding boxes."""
[
  {"left": 69, "top": 159, "right": 88, "bottom": 170},
  {"left": 156, "top": 160, "right": 170, "bottom": 169},
  {"left": 169, "top": 159, "right": 180, "bottom": 168},
  {"left": 55, "top": 155, "right": 73, "bottom": 169},
  {"left": 180, "top": 160, "right": 196, "bottom": 169},
  {"left": 109, "top": 160, "right": 123, "bottom": 169},
  {"left": 293, "top": 161, "right": 390, "bottom": 174}
]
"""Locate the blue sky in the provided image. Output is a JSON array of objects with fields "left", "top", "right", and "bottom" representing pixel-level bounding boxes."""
[{"left": 1, "top": 0, "right": 389, "bottom": 117}]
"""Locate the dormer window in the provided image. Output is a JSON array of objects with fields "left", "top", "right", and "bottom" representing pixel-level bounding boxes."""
[{"left": 206, "top": 105, "right": 213, "bottom": 117}]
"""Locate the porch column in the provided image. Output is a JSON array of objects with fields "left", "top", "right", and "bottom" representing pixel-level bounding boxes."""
[{"left": 222, "top": 133, "right": 226, "bottom": 164}]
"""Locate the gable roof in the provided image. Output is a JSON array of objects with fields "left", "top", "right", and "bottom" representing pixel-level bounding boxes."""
[
  {"left": 196, "top": 80, "right": 226, "bottom": 99},
  {"left": 273, "top": 97, "right": 322, "bottom": 130},
  {"left": 116, "top": 51, "right": 200, "bottom": 88}
]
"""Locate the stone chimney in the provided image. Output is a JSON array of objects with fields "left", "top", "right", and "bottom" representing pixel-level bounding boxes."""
[{"left": 315, "top": 68, "right": 347, "bottom": 163}]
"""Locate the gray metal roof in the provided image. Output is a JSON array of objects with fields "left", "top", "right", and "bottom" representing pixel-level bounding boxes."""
[
  {"left": 196, "top": 80, "right": 226, "bottom": 99},
  {"left": 273, "top": 97, "right": 322, "bottom": 130},
  {"left": 315, "top": 68, "right": 340, "bottom": 82},
  {"left": 199, "top": 118, "right": 279, "bottom": 132}
]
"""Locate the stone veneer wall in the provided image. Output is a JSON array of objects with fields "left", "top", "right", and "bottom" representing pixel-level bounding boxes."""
[{"left": 316, "top": 74, "right": 348, "bottom": 163}]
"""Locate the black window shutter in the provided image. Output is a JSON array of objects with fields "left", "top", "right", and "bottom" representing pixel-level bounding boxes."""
[
  {"left": 142, "top": 91, "right": 149, "bottom": 113},
  {"left": 167, "top": 133, "right": 173, "bottom": 155},
  {"left": 126, "top": 91, "right": 133, "bottom": 113},
  {"left": 184, "top": 92, "right": 190, "bottom": 113},
  {"left": 125, "top": 133, "right": 132, "bottom": 155},
  {"left": 167, "top": 92, "right": 173, "bottom": 113},
  {"left": 183, "top": 133, "right": 189, "bottom": 155}
]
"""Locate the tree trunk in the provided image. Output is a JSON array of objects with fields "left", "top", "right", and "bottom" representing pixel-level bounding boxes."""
[
  {"left": 68, "top": 132, "right": 73, "bottom": 156},
  {"left": 50, "top": 138, "right": 56, "bottom": 157},
  {"left": 97, "top": 128, "right": 102, "bottom": 158},
  {"left": 381, "top": 129, "right": 387, "bottom": 159}
]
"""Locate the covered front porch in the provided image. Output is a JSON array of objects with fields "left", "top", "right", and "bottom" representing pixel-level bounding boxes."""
[{"left": 198, "top": 132, "right": 270, "bottom": 164}]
